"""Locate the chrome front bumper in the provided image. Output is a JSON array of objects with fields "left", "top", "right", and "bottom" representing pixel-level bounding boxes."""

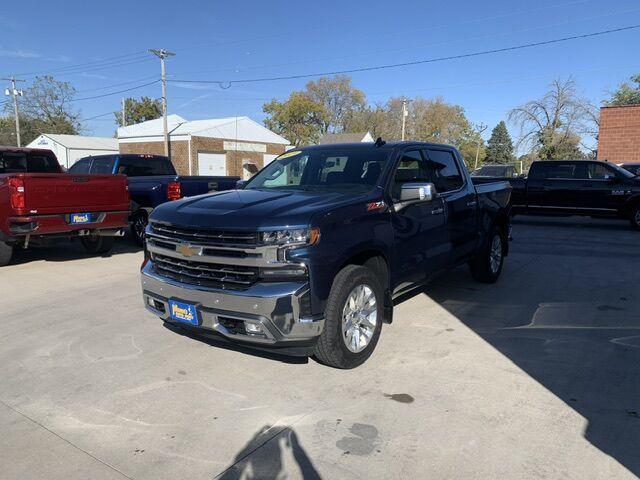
[{"left": 140, "top": 262, "right": 324, "bottom": 346}]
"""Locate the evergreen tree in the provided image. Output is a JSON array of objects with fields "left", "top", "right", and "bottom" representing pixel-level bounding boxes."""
[{"left": 486, "top": 121, "right": 514, "bottom": 164}]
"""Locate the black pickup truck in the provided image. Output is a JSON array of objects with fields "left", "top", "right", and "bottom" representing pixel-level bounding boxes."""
[
  {"left": 478, "top": 160, "right": 640, "bottom": 229},
  {"left": 140, "top": 141, "right": 512, "bottom": 368}
]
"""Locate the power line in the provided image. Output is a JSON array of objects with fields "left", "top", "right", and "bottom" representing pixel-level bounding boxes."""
[
  {"left": 72, "top": 80, "right": 159, "bottom": 102},
  {"left": 82, "top": 111, "right": 115, "bottom": 121},
  {"left": 169, "top": 24, "right": 640, "bottom": 86},
  {"left": 77, "top": 75, "right": 159, "bottom": 93}
]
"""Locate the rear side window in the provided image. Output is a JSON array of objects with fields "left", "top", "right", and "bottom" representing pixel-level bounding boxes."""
[
  {"left": 426, "top": 149, "right": 464, "bottom": 192},
  {"left": 530, "top": 162, "right": 576, "bottom": 180},
  {"left": 117, "top": 156, "right": 175, "bottom": 176},
  {"left": 0, "top": 151, "right": 59, "bottom": 173},
  {"left": 69, "top": 159, "right": 91, "bottom": 174}
]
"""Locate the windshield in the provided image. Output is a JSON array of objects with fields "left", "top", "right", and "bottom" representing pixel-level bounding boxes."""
[
  {"left": 245, "top": 148, "right": 390, "bottom": 193},
  {"left": 611, "top": 163, "right": 637, "bottom": 178}
]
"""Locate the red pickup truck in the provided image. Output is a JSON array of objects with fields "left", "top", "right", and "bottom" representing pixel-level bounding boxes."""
[{"left": 0, "top": 147, "right": 130, "bottom": 266}]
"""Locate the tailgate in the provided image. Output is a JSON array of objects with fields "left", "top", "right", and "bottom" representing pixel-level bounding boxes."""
[{"left": 21, "top": 174, "right": 130, "bottom": 214}]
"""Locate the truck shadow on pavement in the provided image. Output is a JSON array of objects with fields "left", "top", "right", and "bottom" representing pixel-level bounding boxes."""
[
  {"left": 423, "top": 242, "right": 640, "bottom": 476},
  {"left": 9, "top": 237, "right": 141, "bottom": 266},
  {"left": 162, "top": 322, "right": 309, "bottom": 365},
  {"left": 216, "top": 425, "right": 321, "bottom": 480}
]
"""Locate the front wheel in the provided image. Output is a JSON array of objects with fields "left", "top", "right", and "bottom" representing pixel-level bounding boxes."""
[
  {"left": 0, "top": 241, "right": 13, "bottom": 267},
  {"left": 630, "top": 204, "right": 640, "bottom": 230},
  {"left": 81, "top": 236, "right": 115, "bottom": 255},
  {"left": 469, "top": 228, "right": 505, "bottom": 283},
  {"left": 314, "top": 265, "right": 383, "bottom": 369}
]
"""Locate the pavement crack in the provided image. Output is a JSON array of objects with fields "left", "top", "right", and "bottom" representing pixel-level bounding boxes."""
[{"left": 0, "top": 399, "right": 134, "bottom": 480}]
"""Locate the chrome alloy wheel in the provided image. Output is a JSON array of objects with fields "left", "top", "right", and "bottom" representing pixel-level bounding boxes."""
[
  {"left": 342, "top": 284, "right": 377, "bottom": 353},
  {"left": 489, "top": 234, "right": 503, "bottom": 274}
]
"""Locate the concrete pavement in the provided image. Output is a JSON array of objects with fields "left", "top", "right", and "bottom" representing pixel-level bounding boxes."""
[{"left": 1, "top": 216, "right": 638, "bottom": 479}]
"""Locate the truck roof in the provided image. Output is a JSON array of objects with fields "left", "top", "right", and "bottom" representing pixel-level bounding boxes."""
[
  {"left": 299, "top": 141, "right": 457, "bottom": 151},
  {"left": 0, "top": 145, "right": 58, "bottom": 156}
]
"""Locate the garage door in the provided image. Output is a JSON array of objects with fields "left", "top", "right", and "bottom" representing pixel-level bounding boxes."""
[{"left": 198, "top": 153, "right": 227, "bottom": 176}]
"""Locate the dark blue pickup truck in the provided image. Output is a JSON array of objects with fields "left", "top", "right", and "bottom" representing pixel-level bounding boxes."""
[
  {"left": 69, "top": 154, "right": 239, "bottom": 243},
  {"left": 140, "top": 141, "right": 512, "bottom": 368}
]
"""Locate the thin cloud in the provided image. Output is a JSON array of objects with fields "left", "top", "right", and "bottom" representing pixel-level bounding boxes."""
[
  {"left": 0, "top": 47, "right": 41, "bottom": 59},
  {"left": 45, "top": 54, "right": 72, "bottom": 63}
]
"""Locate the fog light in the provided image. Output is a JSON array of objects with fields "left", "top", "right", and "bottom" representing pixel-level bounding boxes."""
[{"left": 245, "top": 322, "right": 263, "bottom": 334}]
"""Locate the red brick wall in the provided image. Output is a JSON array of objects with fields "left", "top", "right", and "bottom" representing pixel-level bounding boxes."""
[
  {"left": 120, "top": 137, "right": 286, "bottom": 176},
  {"left": 598, "top": 105, "right": 640, "bottom": 163}
]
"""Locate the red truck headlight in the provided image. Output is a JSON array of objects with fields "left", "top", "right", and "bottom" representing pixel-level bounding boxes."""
[
  {"left": 8, "top": 178, "right": 25, "bottom": 209},
  {"left": 167, "top": 181, "right": 182, "bottom": 201}
]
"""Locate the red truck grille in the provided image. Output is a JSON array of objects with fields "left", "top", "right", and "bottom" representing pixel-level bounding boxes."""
[{"left": 151, "top": 253, "right": 259, "bottom": 290}]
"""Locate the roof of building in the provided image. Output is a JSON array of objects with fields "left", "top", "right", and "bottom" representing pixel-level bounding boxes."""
[
  {"left": 117, "top": 114, "right": 290, "bottom": 145},
  {"left": 29, "top": 134, "right": 118, "bottom": 150},
  {"left": 319, "top": 132, "right": 374, "bottom": 145}
]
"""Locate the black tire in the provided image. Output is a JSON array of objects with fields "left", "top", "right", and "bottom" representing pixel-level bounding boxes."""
[
  {"left": 81, "top": 236, "right": 115, "bottom": 255},
  {"left": 314, "top": 265, "right": 384, "bottom": 369},
  {"left": 130, "top": 210, "right": 149, "bottom": 246},
  {"left": 469, "top": 227, "right": 505, "bottom": 284},
  {"left": 630, "top": 204, "right": 640, "bottom": 230},
  {"left": 0, "top": 241, "right": 13, "bottom": 267}
]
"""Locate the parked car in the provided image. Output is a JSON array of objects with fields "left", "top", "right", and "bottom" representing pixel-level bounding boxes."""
[
  {"left": 0, "top": 147, "right": 130, "bottom": 266},
  {"left": 140, "top": 141, "right": 512, "bottom": 368},
  {"left": 620, "top": 163, "right": 640, "bottom": 176},
  {"left": 69, "top": 154, "right": 239, "bottom": 244},
  {"left": 471, "top": 164, "right": 518, "bottom": 178},
  {"left": 475, "top": 160, "right": 640, "bottom": 229}
]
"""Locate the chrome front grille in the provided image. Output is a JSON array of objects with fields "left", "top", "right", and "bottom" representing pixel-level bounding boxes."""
[
  {"left": 151, "top": 253, "right": 259, "bottom": 290},
  {"left": 149, "top": 223, "right": 259, "bottom": 247}
]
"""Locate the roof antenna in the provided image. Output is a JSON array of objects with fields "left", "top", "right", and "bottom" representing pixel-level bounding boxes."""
[{"left": 374, "top": 136, "right": 386, "bottom": 147}]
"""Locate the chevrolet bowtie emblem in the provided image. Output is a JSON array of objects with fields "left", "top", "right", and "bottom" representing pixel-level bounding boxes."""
[{"left": 176, "top": 244, "right": 201, "bottom": 257}]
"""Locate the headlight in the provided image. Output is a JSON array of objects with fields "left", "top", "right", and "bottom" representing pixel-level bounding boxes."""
[{"left": 260, "top": 227, "right": 320, "bottom": 246}]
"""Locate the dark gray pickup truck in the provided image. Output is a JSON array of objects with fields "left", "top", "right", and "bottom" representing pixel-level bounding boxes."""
[{"left": 141, "top": 141, "right": 512, "bottom": 368}]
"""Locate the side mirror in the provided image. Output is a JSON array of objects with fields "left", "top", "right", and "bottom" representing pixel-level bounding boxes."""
[
  {"left": 395, "top": 182, "right": 437, "bottom": 212},
  {"left": 236, "top": 179, "right": 248, "bottom": 189}
]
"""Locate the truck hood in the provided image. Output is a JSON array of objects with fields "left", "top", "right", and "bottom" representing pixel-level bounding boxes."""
[{"left": 150, "top": 188, "right": 371, "bottom": 229}]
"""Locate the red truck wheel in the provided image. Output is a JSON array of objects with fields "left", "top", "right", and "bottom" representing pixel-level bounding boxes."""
[{"left": 0, "top": 241, "right": 13, "bottom": 267}]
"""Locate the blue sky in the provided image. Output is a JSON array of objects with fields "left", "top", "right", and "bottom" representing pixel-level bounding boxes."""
[{"left": 2, "top": 0, "right": 640, "bottom": 151}]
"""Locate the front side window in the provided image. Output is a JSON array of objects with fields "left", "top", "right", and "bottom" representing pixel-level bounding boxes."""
[
  {"left": 426, "top": 149, "right": 464, "bottom": 192},
  {"left": 245, "top": 148, "right": 390, "bottom": 193},
  {"left": 90, "top": 157, "right": 116, "bottom": 174},
  {"left": 69, "top": 159, "right": 91, "bottom": 174},
  {"left": 391, "top": 150, "right": 435, "bottom": 200}
]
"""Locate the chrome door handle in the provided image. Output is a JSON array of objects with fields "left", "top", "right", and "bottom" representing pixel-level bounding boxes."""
[
  {"left": 466, "top": 201, "right": 477, "bottom": 207},
  {"left": 431, "top": 207, "right": 444, "bottom": 215}
]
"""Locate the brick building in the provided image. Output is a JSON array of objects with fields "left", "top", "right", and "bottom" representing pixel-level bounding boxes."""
[
  {"left": 118, "top": 115, "right": 289, "bottom": 178},
  {"left": 597, "top": 105, "right": 640, "bottom": 164}
]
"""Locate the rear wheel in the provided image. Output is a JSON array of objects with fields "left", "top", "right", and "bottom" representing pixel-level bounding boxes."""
[
  {"left": 0, "top": 241, "right": 13, "bottom": 267},
  {"left": 630, "top": 204, "right": 640, "bottom": 230},
  {"left": 314, "top": 265, "right": 383, "bottom": 369},
  {"left": 130, "top": 210, "right": 149, "bottom": 246},
  {"left": 469, "top": 228, "right": 505, "bottom": 284},
  {"left": 81, "top": 236, "right": 115, "bottom": 255}
]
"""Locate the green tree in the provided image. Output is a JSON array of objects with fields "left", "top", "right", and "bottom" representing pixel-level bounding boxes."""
[
  {"left": 1, "top": 76, "right": 80, "bottom": 146},
  {"left": 606, "top": 74, "right": 640, "bottom": 106},
  {"left": 115, "top": 96, "right": 162, "bottom": 127},
  {"left": 263, "top": 92, "right": 327, "bottom": 146},
  {"left": 305, "top": 75, "right": 366, "bottom": 134},
  {"left": 485, "top": 121, "right": 514, "bottom": 164}
]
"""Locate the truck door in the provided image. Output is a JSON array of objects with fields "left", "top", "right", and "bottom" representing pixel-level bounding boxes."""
[
  {"left": 575, "top": 162, "right": 627, "bottom": 214},
  {"left": 425, "top": 148, "right": 477, "bottom": 263},
  {"left": 389, "top": 149, "right": 449, "bottom": 293},
  {"left": 526, "top": 162, "right": 581, "bottom": 212}
]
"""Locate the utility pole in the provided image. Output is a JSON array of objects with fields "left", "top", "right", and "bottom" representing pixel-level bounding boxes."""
[
  {"left": 3, "top": 76, "right": 25, "bottom": 147},
  {"left": 121, "top": 98, "right": 127, "bottom": 127},
  {"left": 149, "top": 48, "right": 175, "bottom": 157},
  {"left": 401, "top": 99, "right": 408, "bottom": 141},
  {"left": 474, "top": 123, "right": 488, "bottom": 170}
]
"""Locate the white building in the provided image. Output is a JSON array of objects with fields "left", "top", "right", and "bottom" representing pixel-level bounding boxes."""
[
  {"left": 27, "top": 134, "right": 118, "bottom": 169},
  {"left": 117, "top": 115, "right": 290, "bottom": 177}
]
